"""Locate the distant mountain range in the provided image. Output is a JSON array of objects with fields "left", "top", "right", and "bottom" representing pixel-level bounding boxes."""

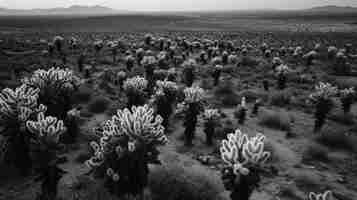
[
  {"left": 0, "top": 5, "right": 356, "bottom": 16},
  {"left": 304, "top": 5, "right": 357, "bottom": 13},
  {"left": 0, "top": 5, "right": 129, "bottom": 15}
]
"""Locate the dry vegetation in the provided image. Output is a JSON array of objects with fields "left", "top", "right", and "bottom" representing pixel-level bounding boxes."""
[{"left": 0, "top": 13, "right": 356, "bottom": 200}]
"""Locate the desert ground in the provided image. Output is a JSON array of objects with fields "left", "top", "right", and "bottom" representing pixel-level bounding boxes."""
[{"left": 0, "top": 12, "right": 357, "bottom": 200}]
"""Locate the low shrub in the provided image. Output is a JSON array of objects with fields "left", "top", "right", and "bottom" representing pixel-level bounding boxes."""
[
  {"left": 73, "top": 85, "right": 93, "bottom": 103},
  {"left": 238, "top": 89, "right": 269, "bottom": 103},
  {"left": 328, "top": 112, "right": 355, "bottom": 125},
  {"left": 316, "top": 127, "right": 357, "bottom": 152},
  {"left": 259, "top": 109, "right": 291, "bottom": 131},
  {"left": 87, "top": 97, "right": 111, "bottom": 114},
  {"left": 302, "top": 143, "right": 329, "bottom": 163},
  {"left": 239, "top": 56, "right": 260, "bottom": 67},
  {"left": 214, "top": 119, "right": 235, "bottom": 140},
  {"left": 270, "top": 90, "right": 291, "bottom": 107},
  {"left": 213, "top": 80, "right": 240, "bottom": 106},
  {"left": 220, "top": 93, "right": 240, "bottom": 106},
  {"left": 149, "top": 164, "right": 224, "bottom": 200}
]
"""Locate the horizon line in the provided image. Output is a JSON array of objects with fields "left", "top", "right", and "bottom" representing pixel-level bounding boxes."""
[{"left": 1, "top": 4, "right": 357, "bottom": 12}]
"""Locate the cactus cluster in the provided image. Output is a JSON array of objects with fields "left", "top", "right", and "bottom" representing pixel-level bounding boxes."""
[
  {"left": 156, "top": 80, "right": 178, "bottom": 94},
  {"left": 308, "top": 191, "right": 333, "bottom": 200},
  {"left": 183, "top": 86, "right": 205, "bottom": 104},
  {"left": 26, "top": 111, "right": 66, "bottom": 146},
  {"left": 179, "top": 86, "right": 205, "bottom": 145},
  {"left": 22, "top": 67, "right": 80, "bottom": 92},
  {"left": 310, "top": 82, "right": 338, "bottom": 103},
  {"left": 309, "top": 82, "right": 338, "bottom": 132},
  {"left": 123, "top": 76, "right": 148, "bottom": 92},
  {"left": 182, "top": 59, "right": 197, "bottom": 86},
  {"left": 202, "top": 108, "right": 220, "bottom": 145},
  {"left": 202, "top": 108, "right": 220, "bottom": 121},
  {"left": 0, "top": 84, "right": 41, "bottom": 124},
  {"left": 22, "top": 67, "right": 81, "bottom": 118},
  {"left": 220, "top": 129, "right": 270, "bottom": 200},
  {"left": 339, "top": 87, "right": 355, "bottom": 113},
  {"left": 141, "top": 55, "right": 157, "bottom": 66},
  {"left": 220, "top": 129, "right": 270, "bottom": 175},
  {"left": 86, "top": 105, "right": 167, "bottom": 197}
]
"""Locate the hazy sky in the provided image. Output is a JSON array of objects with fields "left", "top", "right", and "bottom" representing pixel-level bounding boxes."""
[{"left": 1, "top": 0, "right": 357, "bottom": 11}]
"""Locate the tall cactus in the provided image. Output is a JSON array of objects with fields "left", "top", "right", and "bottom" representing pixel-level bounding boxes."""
[
  {"left": 21, "top": 67, "right": 81, "bottom": 119},
  {"left": 123, "top": 76, "right": 148, "bottom": 108},
  {"left": 339, "top": 87, "right": 355, "bottom": 114},
  {"left": 202, "top": 109, "right": 220, "bottom": 145},
  {"left": 150, "top": 80, "right": 178, "bottom": 129},
  {"left": 177, "top": 86, "right": 205, "bottom": 146},
  {"left": 309, "top": 82, "right": 338, "bottom": 132},
  {"left": 0, "top": 84, "right": 45, "bottom": 174},
  {"left": 26, "top": 111, "right": 67, "bottom": 200},
  {"left": 220, "top": 129, "right": 270, "bottom": 200},
  {"left": 86, "top": 105, "right": 167, "bottom": 198},
  {"left": 182, "top": 59, "right": 197, "bottom": 87}
]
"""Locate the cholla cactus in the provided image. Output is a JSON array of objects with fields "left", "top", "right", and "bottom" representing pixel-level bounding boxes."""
[
  {"left": 309, "top": 82, "right": 338, "bottom": 132},
  {"left": 340, "top": 87, "right": 355, "bottom": 113},
  {"left": 26, "top": 112, "right": 66, "bottom": 147},
  {"left": 123, "top": 76, "right": 148, "bottom": 93},
  {"left": 116, "top": 71, "right": 127, "bottom": 88},
  {"left": 69, "top": 37, "right": 78, "bottom": 49},
  {"left": 183, "top": 86, "right": 205, "bottom": 104},
  {"left": 0, "top": 84, "right": 45, "bottom": 174},
  {"left": 222, "top": 51, "right": 229, "bottom": 65},
  {"left": 275, "top": 64, "right": 289, "bottom": 90},
  {"left": 157, "top": 51, "right": 168, "bottom": 69},
  {"left": 308, "top": 190, "right": 334, "bottom": 200},
  {"left": 303, "top": 50, "right": 318, "bottom": 66},
  {"left": 228, "top": 54, "right": 238, "bottom": 64},
  {"left": 141, "top": 55, "right": 157, "bottom": 90},
  {"left": 264, "top": 49, "right": 272, "bottom": 58},
  {"left": 151, "top": 80, "right": 178, "bottom": 129},
  {"left": 272, "top": 57, "right": 283, "bottom": 70},
  {"left": 212, "top": 56, "right": 222, "bottom": 65},
  {"left": 107, "top": 40, "right": 119, "bottom": 63},
  {"left": 260, "top": 42, "right": 268, "bottom": 54},
  {"left": 203, "top": 109, "right": 220, "bottom": 121},
  {"left": 125, "top": 54, "right": 135, "bottom": 71},
  {"left": 26, "top": 111, "right": 67, "bottom": 200},
  {"left": 202, "top": 109, "right": 220, "bottom": 145},
  {"left": 22, "top": 67, "right": 81, "bottom": 118},
  {"left": 334, "top": 51, "right": 350, "bottom": 75},
  {"left": 144, "top": 33, "right": 153, "bottom": 45},
  {"left": 310, "top": 82, "right": 338, "bottom": 103},
  {"left": 0, "top": 84, "right": 41, "bottom": 124},
  {"left": 62, "top": 108, "right": 81, "bottom": 144},
  {"left": 220, "top": 129, "right": 270, "bottom": 200},
  {"left": 93, "top": 40, "right": 104, "bottom": 54},
  {"left": 48, "top": 42, "right": 55, "bottom": 56},
  {"left": 293, "top": 46, "right": 303, "bottom": 58},
  {"left": 234, "top": 97, "right": 247, "bottom": 124},
  {"left": 327, "top": 46, "right": 338, "bottom": 59},
  {"left": 136, "top": 48, "right": 145, "bottom": 64},
  {"left": 182, "top": 59, "right": 197, "bottom": 86},
  {"left": 156, "top": 80, "right": 178, "bottom": 97},
  {"left": 220, "top": 129, "right": 270, "bottom": 174},
  {"left": 86, "top": 105, "right": 167, "bottom": 197},
  {"left": 53, "top": 36, "right": 64, "bottom": 53},
  {"left": 141, "top": 55, "right": 157, "bottom": 67},
  {"left": 123, "top": 76, "right": 148, "bottom": 107},
  {"left": 180, "top": 86, "right": 205, "bottom": 146},
  {"left": 199, "top": 50, "right": 207, "bottom": 64},
  {"left": 212, "top": 64, "right": 223, "bottom": 86}
]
